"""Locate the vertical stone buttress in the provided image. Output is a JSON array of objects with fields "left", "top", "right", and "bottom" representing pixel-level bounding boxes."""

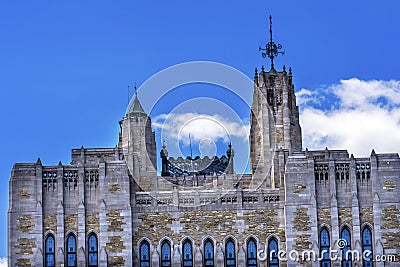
[
  {"left": 56, "top": 162, "right": 65, "bottom": 266},
  {"left": 250, "top": 67, "right": 302, "bottom": 181},
  {"left": 8, "top": 161, "right": 44, "bottom": 266}
]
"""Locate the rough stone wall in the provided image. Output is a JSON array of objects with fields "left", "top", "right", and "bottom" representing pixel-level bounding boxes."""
[
  {"left": 134, "top": 209, "right": 285, "bottom": 245},
  {"left": 381, "top": 205, "right": 400, "bottom": 258},
  {"left": 8, "top": 163, "right": 42, "bottom": 267},
  {"left": 318, "top": 208, "right": 331, "bottom": 225},
  {"left": 338, "top": 208, "right": 352, "bottom": 225}
]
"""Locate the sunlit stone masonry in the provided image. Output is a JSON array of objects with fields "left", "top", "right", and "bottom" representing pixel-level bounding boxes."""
[{"left": 8, "top": 23, "right": 400, "bottom": 267}]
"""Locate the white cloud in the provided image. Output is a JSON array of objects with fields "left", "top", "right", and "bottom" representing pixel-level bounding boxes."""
[
  {"left": 153, "top": 112, "right": 249, "bottom": 145},
  {"left": 153, "top": 112, "right": 251, "bottom": 173},
  {"left": 297, "top": 78, "right": 400, "bottom": 156},
  {"left": 0, "top": 258, "right": 7, "bottom": 267}
]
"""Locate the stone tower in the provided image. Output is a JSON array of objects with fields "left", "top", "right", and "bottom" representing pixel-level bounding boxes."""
[
  {"left": 249, "top": 16, "right": 302, "bottom": 182},
  {"left": 250, "top": 66, "right": 302, "bottom": 175},
  {"left": 119, "top": 95, "right": 157, "bottom": 188}
]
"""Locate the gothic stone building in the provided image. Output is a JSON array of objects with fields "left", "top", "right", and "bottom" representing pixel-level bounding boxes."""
[{"left": 8, "top": 50, "right": 400, "bottom": 267}]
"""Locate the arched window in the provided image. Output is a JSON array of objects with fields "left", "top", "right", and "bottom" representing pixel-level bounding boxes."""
[
  {"left": 182, "top": 240, "right": 193, "bottom": 266},
  {"left": 204, "top": 239, "right": 214, "bottom": 267},
  {"left": 161, "top": 241, "right": 171, "bottom": 267},
  {"left": 362, "top": 227, "right": 373, "bottom": 267},
  {"left": 88, "top": 234, "right": 98, "bottom": 267},
  {"left": 268, "top": 238, "right": 279, "bottom": 267},
  {"left": 66, "top": 235, "right": 77, "bottom": 267},
  {"left": 320, "top": 229, "right": 331, "bottom": 267},
  {"left": 341, "top": 228, "right": 352, "bottom": 267},
  {"left": 225, "top": 239, "right": 236, "bottom": 267},
  {"left": 45, "top": 235, "right": 55, "bottom": 267},
  {"left": 139, "top": 240, "right": 150, "bottom": 267},
  {"left": 247, "top": 239, "right": 257, "bottom": 267}
]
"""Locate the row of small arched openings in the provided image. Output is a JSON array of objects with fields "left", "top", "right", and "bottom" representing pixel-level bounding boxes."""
[
  {"left": 319, "top": 224, "right": 374, "bottom": 267},
  {"left": 44, "top": 231, "right": 98, "bottom": 267},
  {"left": 137, "top": 235, "right": 280, "bottom": 267}
]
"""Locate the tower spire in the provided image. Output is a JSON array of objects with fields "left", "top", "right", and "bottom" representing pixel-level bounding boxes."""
[{"left": 259, "top": 15, "right": 285, "bottom": 71}]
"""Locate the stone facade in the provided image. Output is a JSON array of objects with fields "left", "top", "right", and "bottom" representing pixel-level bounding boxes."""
[{"left": 8, "top": 48, "right": 400, "bottom": 267}]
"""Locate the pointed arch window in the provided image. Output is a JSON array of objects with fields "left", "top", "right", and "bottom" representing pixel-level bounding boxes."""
[
  {"left": 362, "top": 227, "right": 373, "bottom": 267},
  {"left": 140, "top": 240, "right": 150, "bottom": 267},
  {"left": 45, "top": 235, "right": 55, "bottom": 267},
  {"left": 88, "top": 234, "right": 98, "bottom": 267},
  {"left": 204, "top": 239, "right": 214, "bottom": 267},
  {"left": 320, "top": 229, "right": 331, "bottom": 267},
  {"left": 225, "top": 239, "right": 236, "bottom": 267},
  {"left": 66, "top": 235, "right": 77, "bottom": 267},
  {"left": 268, "top": 238, "right": 279, "bottom": 267},
  {"left": 161, "top": 241, "right": 171, "bottom": 267},
  {"left": 182, "top": 240, "right": 193, "bottom": 266},
  {"left": 341, "top": 228, "right": 352, "bottom": 267},
  {"left": 247, "top": 239, "right": 257, "bottom": 267}
]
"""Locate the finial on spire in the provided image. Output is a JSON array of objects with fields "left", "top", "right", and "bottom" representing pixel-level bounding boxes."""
[
  {"left": 134, "top": 82, "right": 137, "bottom": 97},
  {"left": 259, "top": 15, "right": 285, "bottom": 71}
]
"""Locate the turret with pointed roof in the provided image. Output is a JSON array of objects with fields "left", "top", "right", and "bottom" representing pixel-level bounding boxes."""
[
  {"left": 129, "top": 94, "right": 146, "bottom": 114},
  {"left": 119, "top": 94, "right": 157, "bottom": 183}
]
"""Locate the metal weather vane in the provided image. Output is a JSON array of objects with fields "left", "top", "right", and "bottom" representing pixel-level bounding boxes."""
[{"left": 259, "top": 15, "right": 285, "bottom": 71}]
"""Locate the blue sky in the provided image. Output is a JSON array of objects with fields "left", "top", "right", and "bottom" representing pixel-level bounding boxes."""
[{"left": 1, "top": 0, "right": 400, "bottom": 260}]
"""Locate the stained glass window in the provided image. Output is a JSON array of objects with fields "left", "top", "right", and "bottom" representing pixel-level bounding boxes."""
[
  {"left": 67, "top": 235, "right": 77, "bottom": 267},
  {"left": 247, "top": 239, "right": 257, "bottom": 267},
  {"left": 140, "top": 241, "right": 150, "bottom": 267},
  {"left": 45, "top": 235, "right": 55, "bottom": 267},
  {"left": 182, "top": 240, "right": 193, "bottom": 266},
  {"left": 161, "top": 241, "right": 171, "bottom": 267},
  {"left": 320, "top": 229, "right": 331, "bottom": 267},
  {"left": 268, "top": 238, "right": 279, "bottom": 267},
  {"left": 88, "top": 234, "right": 98, "bottom": 267},
  {"left": 204, "top": 240, "right": 214, "bottom": 267},
  {"left": 341, "top": 228, "right": 352, "bottom": 267},
  {"left": 225, "top": 240, "right": 235, "bottom": 267},
  {"left": 362, "top": 227, "right": 373, "bottom": 267}
]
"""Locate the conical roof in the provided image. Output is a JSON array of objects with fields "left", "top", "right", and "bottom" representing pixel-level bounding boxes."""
[{"left": 129, "top": 95, "right": 146, "bottom": 114}]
